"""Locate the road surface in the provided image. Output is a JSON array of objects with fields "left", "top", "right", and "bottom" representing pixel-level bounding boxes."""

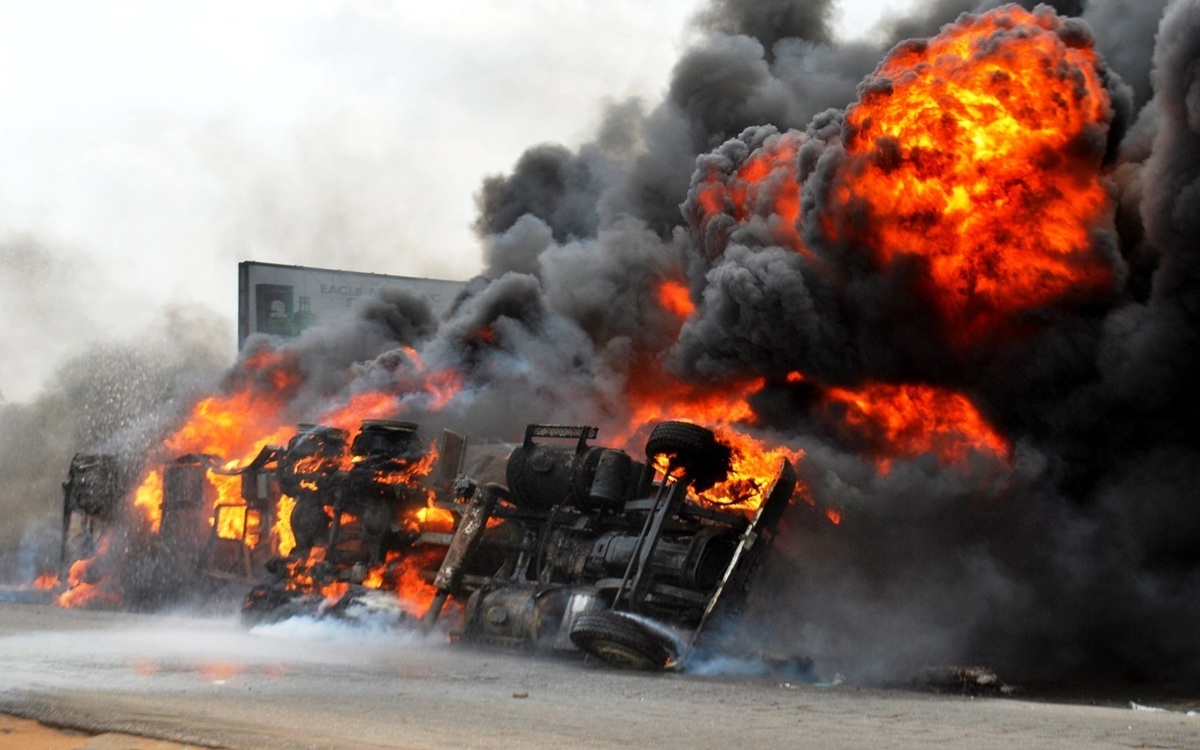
[{"left": 0, "top": 602, "right": 1196, "bottom": 749}]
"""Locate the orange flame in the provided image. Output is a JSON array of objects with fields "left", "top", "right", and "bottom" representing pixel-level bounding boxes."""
[
  {"left": 413, "top": 505, "right": 455, "bottom": 534},
  {"left": 834, "top": 6, "right": 1116, "bottom": 340},
  {"left": 132, "top": 469, "right": 163, "bottom": 533},
  {"left": 700, "top": 424, "right": 804, "bottom": 515},
  {"left": 58, "top": 533, "right": 120, "bottom": 609},
  {"left": 317, "top": 391, "right": 403, "bottom": 434},
  {"left": 163, "top": 347, "right": 302, "bottom": 463},
  {"left": 363, "top": 548, "right": 444, "bottom": 612},
  {"left": 657, "top": 279, "right": 696, "bottom": 318},
  {"left": 620, "top": 369, "right": 805, "bottom": 515},
  {"left": 392, "top": 347, "right": 464, "bottom": 411},
  {"left": 32, "top": 573, "right": 59, "bottom": 590},
  {"left": 274, "top": 495, "right": 297, "bottom": 557},
  {"left": 819, "top": 380, "right": 1009, "bottom": 473},
  {"left": 280, "top": 539, "right": 443, "bottom": 613},
  {"left": 693, "top": 129, "right": 810, "bottom": 260},
  {"left": 622, "top": 370, "right": 763, "bottom": 445},
  {"left": 129, "top": 356, "right": 301, "bottom": 542},
  {"left": 58, "top": 339, "right": 464, "bottom": 609}
]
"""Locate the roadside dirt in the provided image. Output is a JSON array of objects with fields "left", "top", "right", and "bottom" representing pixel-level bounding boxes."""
[{"left": 0, "top": 713, "right": 206, "bottom": 750}]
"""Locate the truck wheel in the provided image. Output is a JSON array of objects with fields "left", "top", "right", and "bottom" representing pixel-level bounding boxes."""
[
  {"left": 569, "top": 611, "right": 670, "bottom": 670},
  {"left": 644, "top": 421, "right": 732, "bottom": 491}
]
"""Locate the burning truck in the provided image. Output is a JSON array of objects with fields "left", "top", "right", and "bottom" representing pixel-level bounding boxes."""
[
  {"left": 239, "top": 418, "right": 465, "bottom": 622},
  {"left": 59, "top": 454, "right": 127, "bottom": 584},
  {"left": 58, "top": 414, "right": 799, "bottom": 671},
  {"left": 56, "top": 418, "right": 461, "bottom": 612},
  {"left": 418, "top": 421, "right": 795, "bottom": 669}
]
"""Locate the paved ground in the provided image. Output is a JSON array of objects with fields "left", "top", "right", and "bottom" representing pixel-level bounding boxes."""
[{"left": 0, "top": 603, "right": 1196, "bottom": 749}]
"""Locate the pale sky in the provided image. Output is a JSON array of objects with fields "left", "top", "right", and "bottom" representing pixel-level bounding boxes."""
[{"left": 0, "top": 0, "right": 917, "bottom": 403}]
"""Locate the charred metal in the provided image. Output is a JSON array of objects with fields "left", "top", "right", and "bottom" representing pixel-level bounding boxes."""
[
  {"left": 57, "top": 419, "right": 796, "bottom": 672},
  {"left": 420, "top": 420, "right": 795, "bottom": 670}
]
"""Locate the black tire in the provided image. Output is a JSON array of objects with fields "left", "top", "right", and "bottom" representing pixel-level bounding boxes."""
[
  {"left": 569, "top": 610, "right": 671, "bottom": 670},
  {"left": 644, "top": 421, "right": 732, "bottom": 491}
]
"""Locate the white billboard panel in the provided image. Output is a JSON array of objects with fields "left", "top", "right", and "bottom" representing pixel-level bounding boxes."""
[{"left": 238, "top": 261, "right": 466, "bottom": 348}]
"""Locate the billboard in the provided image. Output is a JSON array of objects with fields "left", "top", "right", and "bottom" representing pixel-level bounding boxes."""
[{"left": 238, "top": 261, "right": 467, "bottom": 348}]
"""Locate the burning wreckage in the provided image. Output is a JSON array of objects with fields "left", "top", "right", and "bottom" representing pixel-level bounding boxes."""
[
  {"left": 58, "top": 418, "right": 797, "bottom": 671},
  {"left": 44, "top": 0, "right": 1200, "bottom": 690}
]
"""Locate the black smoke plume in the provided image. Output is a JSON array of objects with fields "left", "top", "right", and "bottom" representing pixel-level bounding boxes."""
[{"left": 467, "top": 0, "right": 1200, "bottom": 685}]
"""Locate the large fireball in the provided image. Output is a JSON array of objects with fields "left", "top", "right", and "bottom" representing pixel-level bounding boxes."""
[{"left": 834, "top": 5, "right": 1119, "bottom": 341}]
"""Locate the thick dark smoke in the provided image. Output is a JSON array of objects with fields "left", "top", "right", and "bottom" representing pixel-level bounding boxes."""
[
  {"left": 476, "top": 0, "right": 877, "bottom": 243},
  {"left": 19, "top": 0, "right": 1200, "bottom": 689},
  {"left": 691, "top": 0, "right": 835, "bottom": 52},
  {"left": 1084, "top": 0, "right": 1172, "bottom": 108},
  {"left": 878, "top": 0, "right": 978, "bottom": 43},
  {"left": 463, "top": 0, "right": 1200, "bottom": 686},
  {"left": 474, "top": 144, "right": 605, "bottom": 245}
]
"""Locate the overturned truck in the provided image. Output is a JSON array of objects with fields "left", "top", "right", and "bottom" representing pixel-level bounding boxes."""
[
  {"left": 56, "top": 419, "right": 464, "bottom": 609},
  {"left": 59, "top": 418, "right": 795, "bottom": 671},
  {"left": 417, "top": 421, "right": 793, "bottom": 670},
  {"left": 240, "top": 418, "right": 464, "bottom": 618}
]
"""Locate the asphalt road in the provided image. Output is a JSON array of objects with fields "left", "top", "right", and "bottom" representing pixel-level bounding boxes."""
[{"left": 0, "top": 602, "right": 1196, "bottom": 749}]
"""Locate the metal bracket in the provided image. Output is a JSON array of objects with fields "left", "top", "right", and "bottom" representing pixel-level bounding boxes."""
[{"left": 523, "top": 424, "right": 599, "bottom": 452}]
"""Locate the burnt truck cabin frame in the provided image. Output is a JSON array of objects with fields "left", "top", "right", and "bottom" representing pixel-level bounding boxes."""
[
  {"left": 202, "top": 446, "right": 283, "bottom": 582},
  {"left": 420, "top": 421, "right": 796, "bottom": 671},
  {"left": 59, "top": 453, "right": 124, "bottom": 580},
  {"left": 241, "top": 421, "right": 468, "bottom": 622},
  {"left": 263, "top": 420, "right": 439, "bottom": 576}
]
